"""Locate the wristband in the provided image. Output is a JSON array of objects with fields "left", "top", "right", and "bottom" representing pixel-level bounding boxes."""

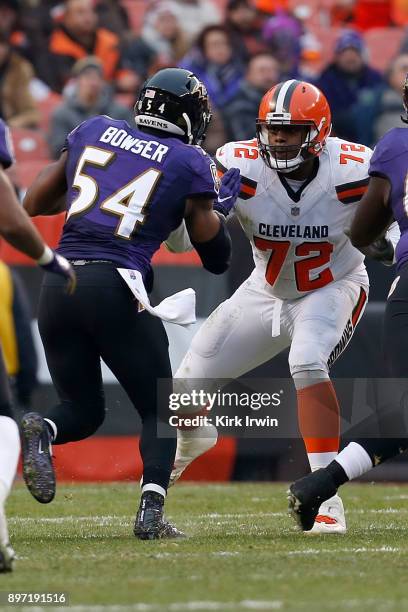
[{"left": 37, "top": 245, "right": 54, "bottom": 265}]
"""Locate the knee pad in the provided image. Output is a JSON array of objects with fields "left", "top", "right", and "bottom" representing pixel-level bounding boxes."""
[{"left": 289, "top": 338, "right": 329, "bottom": 376}]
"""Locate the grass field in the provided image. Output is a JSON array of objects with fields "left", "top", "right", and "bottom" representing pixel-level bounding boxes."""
[{"left": 2, "top": 482, "right": 408, "bottom": 611}]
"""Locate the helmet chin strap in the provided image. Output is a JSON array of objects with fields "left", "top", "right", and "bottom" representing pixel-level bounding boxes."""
[
  {"left": 276, "top": 163, "right": 302, "bottom": 174},
  {"left": 267, "top": 125, "right": 322, "bottom": 173},
  {"left": 267, "top": 150, "right": 305, "bottom": 173}
]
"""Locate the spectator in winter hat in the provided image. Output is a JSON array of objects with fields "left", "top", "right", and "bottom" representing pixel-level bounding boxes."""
[
  {"left": 262, "top": 11, "right": 303, "bottom": 80},
  {"left": 316, "top": 30, "right": 384, "bottom": 143},
  {"left": 48, "top": 56, "right": 133, "bottom": 158}
]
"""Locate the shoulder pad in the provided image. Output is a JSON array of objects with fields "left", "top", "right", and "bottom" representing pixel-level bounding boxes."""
[
  {"left": 327, "top": 137, "right": 372, "bottom": 204},
  {"left": 191, "top": 144, "right": 209, "bottom": 157},
  {"left": 66, "top": 115, "right": 103, "bottom": 142},
  {"left": 215, "top": 140, "right": 261, "bottom": 200},
  {"left": 371, "top": 128, "right": 408, "bottom": 165}
]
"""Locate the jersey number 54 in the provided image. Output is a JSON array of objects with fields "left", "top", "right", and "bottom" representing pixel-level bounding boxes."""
[{"left": 67, "top": 146, "right": 161, "bottom": 240}]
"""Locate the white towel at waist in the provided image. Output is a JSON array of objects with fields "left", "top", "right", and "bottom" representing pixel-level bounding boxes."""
[{"left": 117, "top": 268, "right": 196, "bottom": 327}]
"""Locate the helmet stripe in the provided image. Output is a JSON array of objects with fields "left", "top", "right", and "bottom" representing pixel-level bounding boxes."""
[
  {"left": 275, "top": 79, "right": 298, "bottom": 113},
  {"left": 270, "top": 82, "right": 284, "bottom": 112},
  {"left": 282, "top": 80, "right": 300, "bottom": 113}
]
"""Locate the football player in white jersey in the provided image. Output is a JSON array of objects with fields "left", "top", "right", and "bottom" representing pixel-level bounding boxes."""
[
  {"left": 0, "top": 118, "right": 75, "bottom": 570},
  {"left": 170, "top": 80, "right": 397, "bottom": 534}
]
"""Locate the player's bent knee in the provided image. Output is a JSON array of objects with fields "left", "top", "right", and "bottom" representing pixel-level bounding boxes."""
[
  {"left": 69, "top": 401, "right": 106, "bottom": 441},
  {"left": 289, "top": 344, "right": 329, "bottom": 377}
]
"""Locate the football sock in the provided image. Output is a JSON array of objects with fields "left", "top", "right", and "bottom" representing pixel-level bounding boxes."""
[
  {"left": 326, "top": 460, "right": 349, "bottom": 488},
  {"left": 296, "top": 378, "right": 340, "bottom": 471},
  {"left": 140, "top": 413, "right": 176, "bottom": 492},
  {"left": 142, "top": 484, "right": 166, "bottom": 498},
  {"left": 328, "top": 442, "right": 373, "bottom": 483},
  {"left": 0, "top": 416, "right": 20, "bottom": 496}
]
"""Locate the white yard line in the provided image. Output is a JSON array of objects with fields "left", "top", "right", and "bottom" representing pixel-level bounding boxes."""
[
  {"left": 19, "top": 600, "right": 408, "bottom": 612},
  {"left": 287, "top": 546, "right": 401, "bottom": 555},
  {"left": 21, "top": 602, "right": 283, "bottom": 612},
  {"left": 9, "top": 507, "right": 408, "bottom": 526}
]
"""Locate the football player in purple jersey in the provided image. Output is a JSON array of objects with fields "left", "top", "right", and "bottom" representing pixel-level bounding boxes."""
[
  {"left": 288, "top": 74, "right": 408, "bottom": 531},
  {"left": 19, "top": 68, "right": 241, "bottom": 540},
  {"left": 0, "top": 118, "right": 74, "bottom": 571}
]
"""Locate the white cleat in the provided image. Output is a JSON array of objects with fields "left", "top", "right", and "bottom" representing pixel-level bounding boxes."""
[
  {"left": 306, "top": 494, "right": 347, "bottom": 534},
  {"left": 169, "top": 424, "right": 218, "bottom": 486},
  {"left": 0, "top": 506, "right": 14, "bottom": 572}
]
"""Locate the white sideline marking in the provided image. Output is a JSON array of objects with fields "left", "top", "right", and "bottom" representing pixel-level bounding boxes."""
[
  {"left": 21, "top": 602, "right": 283, "bottom": 612},
  {"left": 9, "top": 515, "right": 132, "bottom": 525},
  {"left": 9, "top": 507, "right": 408, "bottom": 526},
  {"left": 200, "top": 512, "right": 284, "bottom": 519},
  {"left": 288, "top": 546, "right": 401, "bottom": 556}
]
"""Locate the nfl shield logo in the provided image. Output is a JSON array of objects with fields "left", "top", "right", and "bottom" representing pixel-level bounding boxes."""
[{"left": 291, "top": 207, "right": 300, "bottom": 216}]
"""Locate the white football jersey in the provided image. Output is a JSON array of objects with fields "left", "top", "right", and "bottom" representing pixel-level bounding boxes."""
[{"left": 216, "top": 137, "right": 371, "bottom": 300}]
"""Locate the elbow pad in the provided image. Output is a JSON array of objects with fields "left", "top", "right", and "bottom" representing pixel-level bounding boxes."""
[{"left": 191, "top": 216, "right": 232, "bottom": 275}]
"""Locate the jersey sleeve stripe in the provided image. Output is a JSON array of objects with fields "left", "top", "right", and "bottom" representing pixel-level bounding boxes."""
[
  {"left": 241, "top": 175, "right": 257, "bottom": 190},
  {"left": 240, "top": 182, "right": 256, "bottom": 197},
  {"left": 216, "top": 157, "right": 257, "bottom": 199},
  {"left": 336, "top": 178, "right": 369, "bottom": 204},
  {"left": 215, "top": 158, "right": 227, "bottom": 177},
  {"left": 335, "top": 177, "right": 369, "bottom": 194},
  {"left": 337, "top": 189, "right": 367, "bottom": 204}
]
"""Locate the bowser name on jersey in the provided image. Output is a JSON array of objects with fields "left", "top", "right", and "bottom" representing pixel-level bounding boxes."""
[{"left": 99, "top": 126, "right": 169, "bottom": 163}]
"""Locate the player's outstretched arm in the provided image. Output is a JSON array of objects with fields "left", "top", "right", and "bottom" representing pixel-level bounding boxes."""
[
  {"left": 23, "top": 152, "right": 68, "bottom": 217},
  {"left": 350, "top": 176, "right": 393, "bottom": 247},
  {"left": 0, "top": 164, "right": 76, "bottom": 292},
  {"left": 0, "top": 165, "right": 47, "bottom": 260},
  {"left": 185, "top": 196, "right": 232, "bottom": 275}
]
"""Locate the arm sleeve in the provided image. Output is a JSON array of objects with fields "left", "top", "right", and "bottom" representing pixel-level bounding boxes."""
[
  {"left": 0, "top": 120, "right": 14, "bottom": 169},
  {"left": 385, "top": 221, "right": 400, "bottom": 264},
  {"left": 165, "top": 221, "right": 193, "bottom": 253}
]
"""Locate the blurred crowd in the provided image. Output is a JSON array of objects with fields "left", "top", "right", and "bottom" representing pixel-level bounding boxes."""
[
  {"left": 0, "top": 0, "right": 407, "bottom": 157},
  {"left": 0, "top": 0, "right": 407, "bottom": 409}
]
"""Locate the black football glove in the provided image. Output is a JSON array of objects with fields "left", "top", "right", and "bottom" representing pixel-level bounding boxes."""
[
  {"left": 213, "top": 167, "right": 241, "bottom": 218},
  {"left": 357, "top": 236, "right": 394, "bottom": 266},
  {"left": 346, "top": 230, "right": 395, "bottom": 266},
  {"left": 38, "top": 249, "right": 76, "bottom": 293}
]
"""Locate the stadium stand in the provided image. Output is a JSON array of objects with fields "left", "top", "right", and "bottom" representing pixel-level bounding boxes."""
[
  {"left": 37, "top": 92, "right": 63, "bottom": 133},
  {"left": 364, "top": 27, "right": 406, "bottom": 72},
  {"left": 10, "top": 128, "right": 50, "bottom": 163}
]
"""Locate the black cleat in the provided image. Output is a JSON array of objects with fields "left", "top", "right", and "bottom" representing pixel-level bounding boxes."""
[
  {"left": 287, "top": 469, "right": 338, "bottom": 531},
  {"left": 21, "top": 412, "right": 55, "bottom": 504},
  {"left": 134, "top": 492, "right": 186, "bottom": 540},
  {"left": 0, "top": 543, "right": 14, "bottom": 573}
]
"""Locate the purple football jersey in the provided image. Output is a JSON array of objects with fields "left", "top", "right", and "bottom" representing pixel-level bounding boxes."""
[
  {"left": 369, "top": 127, "right": 408, "bottom": 270},
  {"left": 58, "top": 115, "right": 218, "bottom": 280},
  {"left": 0, "top": 119, "right": 14, "bottom": 169}
]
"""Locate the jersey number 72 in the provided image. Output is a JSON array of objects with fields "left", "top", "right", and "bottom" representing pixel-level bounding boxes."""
[{"left": 254, "top": 237, "right": 334, "bottom": 292}]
